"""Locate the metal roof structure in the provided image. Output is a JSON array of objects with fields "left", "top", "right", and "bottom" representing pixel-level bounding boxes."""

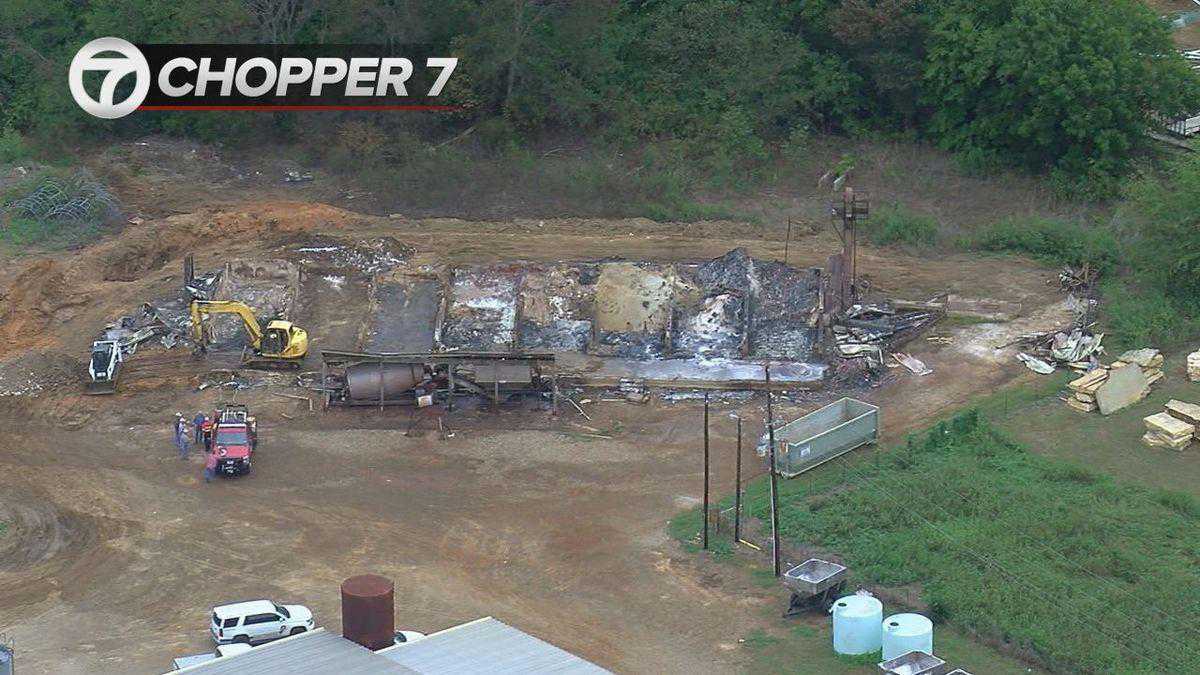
[
  {"left": 171, "top": 628, "right": 415, "bottom": 675},
  {"left": 377, "top": 617, "right": 610, "bottom": 674}
]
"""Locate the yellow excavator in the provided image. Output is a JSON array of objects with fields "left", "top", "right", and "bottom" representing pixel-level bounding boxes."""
[{"left": 189, "top": 300, "right": 308, "bottom": 369}]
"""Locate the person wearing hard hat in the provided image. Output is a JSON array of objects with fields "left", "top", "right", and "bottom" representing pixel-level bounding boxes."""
[{"left": 174, "top": 413, "right": 189, "bottom": 459}]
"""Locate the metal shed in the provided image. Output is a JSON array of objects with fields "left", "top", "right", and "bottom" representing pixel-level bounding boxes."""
[
  {"left": 378, "top": 617, "right": 610, "bottom": 674},
  {"left": 170, "top": 629, "right": 414, "bottom": 675}
]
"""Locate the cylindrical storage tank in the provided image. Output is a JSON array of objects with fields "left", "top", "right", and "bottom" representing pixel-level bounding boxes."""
[
  {"left": 831, "top": 594, "right": 884, "bottom": 655},
  {"left": 341, "top": 574, "right": 395, "bottom": 651},
  {"left": 346, "top": 363, "right": 425, "bottom": 401},
  {"left": 881, "top": 613, "right": 934, "bottom": 660}
]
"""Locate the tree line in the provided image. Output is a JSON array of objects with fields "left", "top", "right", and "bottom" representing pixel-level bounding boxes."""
[{"left": 1, "top": 0, "right": 1196, "bottom": 192}]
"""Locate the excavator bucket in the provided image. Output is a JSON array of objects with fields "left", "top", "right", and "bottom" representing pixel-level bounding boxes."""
[{"left": 85, "top": 379, "right": 118, "bottom": 395}]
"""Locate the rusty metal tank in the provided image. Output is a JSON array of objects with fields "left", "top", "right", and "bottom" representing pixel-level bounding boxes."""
[
  {"left": 345, "top": 363, "right": 425, "bottom": 401},
  {"left": 341, "top": 574, "right": 395, "bottom": 651}
]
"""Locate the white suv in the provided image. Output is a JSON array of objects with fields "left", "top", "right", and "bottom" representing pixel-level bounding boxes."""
[{"left": 210, "top": 600, "right": 314, "bottom": 645}]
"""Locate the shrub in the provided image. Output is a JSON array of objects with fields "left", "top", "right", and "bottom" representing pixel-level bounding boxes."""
[
  {"left": 869, "top": 204, "right": 938, "bottom": 247},
  {"left": 1097, "top": 279, "right": 1200, "bottom": 351},
  {"left": 0, "top": 127, "right": 28, "bottom": 163},
  {"left": 965, "top": 217, "right": 1120, "bottom": 273}
]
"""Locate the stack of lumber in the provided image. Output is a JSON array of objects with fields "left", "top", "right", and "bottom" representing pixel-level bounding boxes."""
[
  {"left": 1111, "top": 349, "right": 1164, "bottom": 386},
  {"left": 1143, "top": 411, "right": 1195, "bottom": 450},
  {"left": 1067, "top": 368, "right": 1108, "bottom": 413},
  {"left": 1188, "top": 350, "right": 1200, "bottom": 382}
]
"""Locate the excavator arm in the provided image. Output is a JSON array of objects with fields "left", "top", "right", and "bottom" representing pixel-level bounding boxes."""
[{"left": 190, "top": 300, "right": 264, "bottom": 351}]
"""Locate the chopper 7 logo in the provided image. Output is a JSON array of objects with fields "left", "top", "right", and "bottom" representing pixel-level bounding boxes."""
[
  {"left": 68, "top": 37, "right": 459, "bottom": 119},
  {"left": 69, "top": 37, "right": 152, "bottom": 119}
]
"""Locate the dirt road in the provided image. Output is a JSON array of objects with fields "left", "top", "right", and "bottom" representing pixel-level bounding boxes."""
[{"left": 0, "top": 201, "right": 1065, "bottom": 673}]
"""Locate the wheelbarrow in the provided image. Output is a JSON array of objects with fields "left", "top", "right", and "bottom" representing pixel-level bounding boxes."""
[{"left": 782, "top": 558, "right": 848, "bottom": 617}]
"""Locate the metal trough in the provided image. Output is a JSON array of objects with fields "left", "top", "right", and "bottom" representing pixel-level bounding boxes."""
[
  {"left": 773, "top": 397, "right": 878, "bottom": 477},
  {"left": 878, "top": 651, "right": 947, "bottom": 675}
]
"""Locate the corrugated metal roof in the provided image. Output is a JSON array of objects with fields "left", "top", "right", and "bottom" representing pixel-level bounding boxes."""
[
  {"left": 171, "top": 628, "right": 416, "bottom": 675},
  {"left": 378, "top": 617, "right": 610, "bottom": 674}
]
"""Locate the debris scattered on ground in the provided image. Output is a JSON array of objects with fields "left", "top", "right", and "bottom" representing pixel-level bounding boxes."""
[
  {"left": 288, "top": 236, "right": 413, "bottom": 274},
  {"left": 1143, "top": 411, "right": 1194, "bottom": 450},
  {"left": 206, "top": 259, "right": 299, "bottom": 346},
  {"left": 1189, "top": 350, "right": 1200, "bottom": 382},
  {"left": 893, "top": 352, "right": 932, "bottom": 376},
  {"left": 283, "top": 170, "right": 313, "bottom": 183},
  {"left": 1011, "top": 327, "right": 1104, "bottom": 374},
  {"left": 518, "top": 265, "right": 594, "bottom": 352},
  {"left": 1017, "top": 352, "right": 1056, "bottom": 374},
  {"left": 185, "top": 270, "right": 222, "bottom": 300},
  {"left": 615, "top": 378, "right": 649, "bottom": 403},
  {"left": 0, "top": 352, "right": 79, "bottom": 397},
  {"left": 442, "top": 265, "right": 519, "bottom": 351},
  {"left": 1052, "top": 329, "right": 1104, "bottom": 364},
  {"left": 833, "top": 302, "right": 939, "bottom": 367},
  {"left": 1058, "top": 265, "right": 1099, "bottom": 293}
]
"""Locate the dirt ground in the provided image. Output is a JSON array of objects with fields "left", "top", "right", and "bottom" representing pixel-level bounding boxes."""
[{"left": 0, "top": 176, "right": 1071, "bottom": 673}]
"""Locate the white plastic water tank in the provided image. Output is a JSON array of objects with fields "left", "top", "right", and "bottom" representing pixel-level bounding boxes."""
[
  {"left": 881, "top": 612, "right": 934, "bottom": 660},
  {"left": 830, "top": 594, "right": 883, "bottom": 655}
]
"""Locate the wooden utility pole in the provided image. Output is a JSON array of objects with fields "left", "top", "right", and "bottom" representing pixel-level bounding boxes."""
[
  {"left": 784, "top": 218, "right": 793, "bottom": 266},
  {"left": 733, "top": 414, "right": 742, "bottom": 543},
  {"left": 765, "top": 365, "right": 781, "bottom": 576},
  {"left": 702, "top": 392, "right": 710, "bottom": 550}
]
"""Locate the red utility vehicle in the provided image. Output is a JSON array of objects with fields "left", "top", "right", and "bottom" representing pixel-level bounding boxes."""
[{"left": 212, "top": 404, "right": 257, "bottom": 476}]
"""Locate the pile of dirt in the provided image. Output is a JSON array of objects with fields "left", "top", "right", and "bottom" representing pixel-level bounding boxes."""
[
  {"left": 90, "top": 202, "right": 367, "bottom": 282},
  {"left": 0, "top": 351, "right": 80, "bottom": 397},
  {"left": 0, "top": 261, "right": 92, "bottom": 358}
]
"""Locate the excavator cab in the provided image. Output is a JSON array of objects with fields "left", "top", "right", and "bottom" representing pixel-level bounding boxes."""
[{"left": 260, "top": 320, "right": 307, "bottom": 360}]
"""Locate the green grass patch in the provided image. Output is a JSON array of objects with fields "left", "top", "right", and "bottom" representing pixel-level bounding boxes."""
[
  {"left": 962, "top": 216, "right": 1120, "bottom": 273},
  {"left": 869, "top": 204, "right": 939, "bottom": 248},
  {"left": 1097, "top": 278, "right": 1200, "bottom": 353},
  {"left": 994, "top": 357, "right": 1200, "bottom": 499},
  {"left": 733, "top": 410, "right": 1200, "bottom": 673},
  {"left": 0, "top": 215, "right": 104, "bottom": 249},
  {"left": 743, "top": 628, "right": 782, "bottom": 649}
]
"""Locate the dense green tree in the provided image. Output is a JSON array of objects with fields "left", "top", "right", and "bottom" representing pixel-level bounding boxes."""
[
  {"left": 613, "top": 0, "right": 860, "bottom": 160},
  {"left": 923, "top": 0, "right": 1199, "bottom": 191},
  {"left": 1123, "top": 152, "right": 1200, "bottom": 302},
  {"left": 1, "top": 0, "right": 1198, "bottom": 190}
]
